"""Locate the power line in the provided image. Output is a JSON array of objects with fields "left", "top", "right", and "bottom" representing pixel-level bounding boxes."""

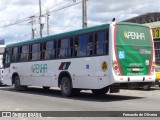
[
  {"left": 29, "top": 1, "right": 82, "bottom": 19},
  {"left": 46, "top": 1, "right": 82, "bottom": 15},
  {"left": 44, "top": 1, "right": 69, "bottom": 12},
  {"left": 0, "top": 1, "right": 82, "bottom": 30},
  {"left": 0, "top": 1, "right": 69, "bottom": 26},
  {"left": 0, "top": 18, "right": 30, "bottom": 29}
]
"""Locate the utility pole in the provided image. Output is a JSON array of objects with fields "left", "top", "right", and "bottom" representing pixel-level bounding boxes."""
[
  {"left": 39, "top": 0, "right": 43, "bottom": 38},
  {"left": 46, "top": 10, "right": 50, "bottom": 36},
  {"left": 29, "top": 16, "right": 35, "bottom": 40},
  {"left": 82, "top": 0, "right": 87, "bottom": 28}
]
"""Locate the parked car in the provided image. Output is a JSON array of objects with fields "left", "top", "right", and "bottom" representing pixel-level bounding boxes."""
[
  {"left": 141, "top": 64, "right": 160, "bottom": 90},
  {"left": 155, "top": 64, "right": 160, "bottom": 87}
]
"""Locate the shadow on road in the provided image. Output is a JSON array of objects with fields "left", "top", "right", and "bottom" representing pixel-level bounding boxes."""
[
  {"left": 0, "top": 86, "right": 146, "bottom": 102},
  {"left": 122, "top": 87, "right": 160, "bottom": 91}
]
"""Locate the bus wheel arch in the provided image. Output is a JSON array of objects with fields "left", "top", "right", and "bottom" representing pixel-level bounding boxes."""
[
  {"left": 12, "top": 72, "right": 27, "bottom": 91},
  {"left": 12, "top": 72, "right": 19, "bottom": 85},
  {"left": 58, "top": 71, "right": 72, "bottom": 87},
  {"left": 58, "top": 71, "right": 74, "bottom": 97}
]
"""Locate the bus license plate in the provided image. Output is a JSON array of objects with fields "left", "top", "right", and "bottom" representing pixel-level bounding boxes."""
[{"left": 132, "top": 68, "right": 140, "bottom": 72}]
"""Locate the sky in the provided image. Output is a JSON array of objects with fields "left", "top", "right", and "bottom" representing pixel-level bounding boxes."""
[{"left": 0, "top": 0, "right": 160, "bottom": 44}]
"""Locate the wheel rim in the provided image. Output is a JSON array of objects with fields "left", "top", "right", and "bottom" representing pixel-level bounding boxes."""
[
  {"left": 63, "top": 80, "right": 70, "bottom": 94},
  {"left": 61, "top": 77, "right": 72, "bottom": 96},
  {"left": 15, "top": 78, "right": 20, "bottom": 89}
]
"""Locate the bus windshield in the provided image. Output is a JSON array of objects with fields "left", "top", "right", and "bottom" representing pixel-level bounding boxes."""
[{"left": 115, "top": 23, "right": 153, "bottom": 76}]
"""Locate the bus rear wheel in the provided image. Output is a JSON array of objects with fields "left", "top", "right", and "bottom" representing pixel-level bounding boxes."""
[
  {"left": 14, "top": 76, "right": 27, "bottom": 91},
  {"left": 60, "top": 77, "right": 73, "bottom": 97},
  {"left": 91, "top": 86, "right": 109, "bottom": 95},
  {"left": 142, "top": 84, "right": 151, "bottom": 90}
]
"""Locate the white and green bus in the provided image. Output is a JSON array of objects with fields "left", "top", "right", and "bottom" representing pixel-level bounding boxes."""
[{"left": 3, "top": 22, "right": 155, "bottom": 97}]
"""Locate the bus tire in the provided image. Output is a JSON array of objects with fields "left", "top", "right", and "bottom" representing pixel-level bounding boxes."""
[
  {"left": 60, "top": 77, "right": 73, "bottom": 97},
  {"left": 14, "top": 76, "right": 27, "bottom": 91},
  {"left": 142, "top": 84, "right": 151, "bottom": 90},
  {"left": 91, "top": 86, "right": 109, "bottom": 95}
]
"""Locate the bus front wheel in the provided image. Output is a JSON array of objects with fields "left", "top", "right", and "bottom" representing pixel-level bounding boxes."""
[
  {"left": 14, "top": 76, "right": 27, "bottom": 91},
  {"left": 91, "top": 87, "right": 109, "bottom": 95},
  {"left": 60, "top": 77, "right": 73, "bottom": 97}
]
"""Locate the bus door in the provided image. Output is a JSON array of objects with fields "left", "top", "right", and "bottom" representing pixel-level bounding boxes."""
[
  {"left": 3, "top": 48, "right": 12, "bottom": 85},
  {"left": 3, "top": 48, "right": 11, "bottom": 68}
]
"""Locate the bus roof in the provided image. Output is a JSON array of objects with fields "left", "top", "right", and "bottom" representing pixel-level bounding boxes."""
[
  {"left": 6, "top": 23, "right": 109, "bottom": 48},
  {"left": 118, "top": 22, "right": 149, "bottom": 28},
  {"left": 6, "top": 22, "right": 149, "bottom": 48}
]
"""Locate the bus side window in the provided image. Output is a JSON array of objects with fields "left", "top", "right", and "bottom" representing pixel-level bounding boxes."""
[
  {"left": 40, "top": 42, "right": 45, "bottom": 60},
  {"left": 21, "top": 45, "right": 29, "bottom": 62},
  {"left": 74, "top": 36, "right": 79, "bottom": 57},
  {"left": 57, "top": 40, "right": 61, "bottom": 58},
  {"left": 53, "top": 41, "right": 57, "bottom": 59},
  {"left": 95, "top": 31, "right": 108, "bottom": 55},
  {"left": 87, "top": 34, "right": 93, "bottom": 56},
  {"left": 28, "top": 45, "right": 32, "bottom": 61},
  {"left": 106, "top": 30, "right": 109, "bottom": 55},
  {"left": 44, "top": 41, "right": 54, "bottom": 60},
  {"left": 32, "top": 43, "right": 40, "bottom": 61},
  {"left": 12, "top": 47, "right": 18, "bottom": 62},
  {"left": 18, "top": 46, "right": 22, "bottom": 62},
  {"left": 70, "top": 37, "right": 74, "bottom": 57},
  {"left": 77, "top": 34, "right": 88, "bottom": 57},
  {"left": 58, "top": 39, "right": 69, "bottom": 58}
]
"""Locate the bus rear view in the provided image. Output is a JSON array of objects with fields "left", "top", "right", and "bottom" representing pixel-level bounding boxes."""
[{"left": 112, "top": 22, "right": 155, "bottom": 84}]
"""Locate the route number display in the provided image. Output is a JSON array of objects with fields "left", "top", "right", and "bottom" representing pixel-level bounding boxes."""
[{"left": 152, "top": 28, "right": 160, "bottom": 39}]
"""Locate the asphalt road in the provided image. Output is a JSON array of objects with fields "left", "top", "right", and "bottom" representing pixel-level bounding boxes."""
[{"left": 0, "top": 86, "right": 160, "bottom": 120}]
